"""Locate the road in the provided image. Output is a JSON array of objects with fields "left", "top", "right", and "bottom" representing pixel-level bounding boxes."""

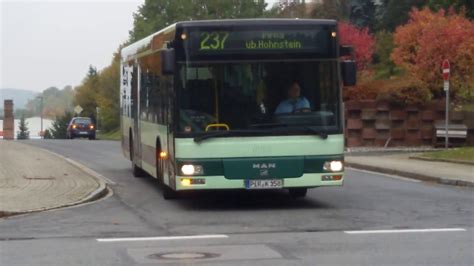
[{"left": 0, "top": 140, "right": 472, "bottom": 265}]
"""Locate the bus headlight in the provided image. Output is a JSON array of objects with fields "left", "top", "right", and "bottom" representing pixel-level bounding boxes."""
[
  {"left": 180, "top": 164, "right": 204, "bottom": 175},
  {"left": 323, "top": 160, "right": 343, "bottom": 172}
]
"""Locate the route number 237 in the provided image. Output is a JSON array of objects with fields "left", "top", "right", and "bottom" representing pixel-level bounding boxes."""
[{"left": 200, "top": 32, "right": 229, "bottom": 50}]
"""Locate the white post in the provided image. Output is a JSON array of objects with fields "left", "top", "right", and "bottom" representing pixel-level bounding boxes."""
[{"left": 444, "top": 81, "right": 449, "bottom": 149}]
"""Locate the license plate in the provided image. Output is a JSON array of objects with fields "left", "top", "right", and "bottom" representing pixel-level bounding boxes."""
[
  {"left": 79, "top": 131, "right": 88, "bottom": 135},
  {"left": 245, "top": 179, "right": 283, "bottom": 189}
]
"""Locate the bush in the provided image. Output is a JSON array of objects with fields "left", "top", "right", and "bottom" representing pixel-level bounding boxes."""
[
  {"left": 343, "top": 74, "right": 432, "bottom": 106},
  {"left": 43, "top": 129, "right": 53, "bottom": 139},
  {"left": 378, "top": 77, "right": 432, "bottom": 106},
  {"left": 50, "top": 111, "right": 73, "bottom": 139}
]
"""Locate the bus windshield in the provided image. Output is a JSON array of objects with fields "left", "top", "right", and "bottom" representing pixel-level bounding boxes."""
[{"left": 177, "top": 60, "right": 341, "bottom": 136}]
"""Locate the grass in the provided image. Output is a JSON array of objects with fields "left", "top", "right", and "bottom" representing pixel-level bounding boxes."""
[
  {"left": 97, "top": 128, "right": 121, "bottom": 141},
  {"left": 421, "top": 147, "right": 474, "bottom": 163}
]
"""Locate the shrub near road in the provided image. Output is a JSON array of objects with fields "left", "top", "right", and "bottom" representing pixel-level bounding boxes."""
[{"left": 392, "top": 7, "right": 474, "bottom": 102}]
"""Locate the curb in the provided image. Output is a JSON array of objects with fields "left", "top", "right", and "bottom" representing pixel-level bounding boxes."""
[
  {"left": 345, "top": 162, "right": 474, "bottom": 188},
  {"left": 409, "top": 156, "right": 474, "bottom": 166},
  {"left": 1, "top": 144, "right": 111, "bottom": 218}
]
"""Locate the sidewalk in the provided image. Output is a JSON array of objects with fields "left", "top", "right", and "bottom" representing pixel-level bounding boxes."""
[
  {"left": 0, "top": 141, "right": 107, "bottom": 217},
  {"left": 345, "top": 151, "right": 474, "bottom": 187}
]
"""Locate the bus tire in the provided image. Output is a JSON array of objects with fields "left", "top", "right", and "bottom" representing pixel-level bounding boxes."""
[
  {"left": 289, "top": 188, "right": 307, "bottom": 199},
  {"left": 163, "top": 186, "right": 179, "bottom": 200},
  {"left": 130, "top": 136, "right": 146, "bottom": 178},
  {"left": 132, "top": 164, "right": 146, "bottom": 178}
]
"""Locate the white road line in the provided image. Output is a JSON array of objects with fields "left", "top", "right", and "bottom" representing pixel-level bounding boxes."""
[
  {"left": 97, "top": 234, "right": 229, "bottom": 242},
  {"left": 346, "top": 167, "right": 421, "bottom": 183},
  {"left": 344, "top": 228, "right": 466, "bottom": 235}
]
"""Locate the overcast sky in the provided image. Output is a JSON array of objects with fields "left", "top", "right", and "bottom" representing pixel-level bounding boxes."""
[
  {"left": 1, "top": 0, "right": 280, "bottom": 92},
  {"left": 1, "top": 0, "right": 142, "bottom": 92}
]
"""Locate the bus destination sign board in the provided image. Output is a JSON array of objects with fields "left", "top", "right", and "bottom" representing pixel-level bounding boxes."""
[{"left": 187, "top": 28, "right": 331, "bottom": 55}]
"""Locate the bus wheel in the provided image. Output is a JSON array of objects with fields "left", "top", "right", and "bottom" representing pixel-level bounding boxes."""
[
  {"left": 130, "top": 141, "right": 146, "bottom": 178},
  {"left": 289, "top": 188, "right": 307, "bottom": 199},
  {"left": 163, "top": 186, "right": 179, "bottom": 200},
  {"left": 132, "top": 164, "right": 146, "bottom": 178}
]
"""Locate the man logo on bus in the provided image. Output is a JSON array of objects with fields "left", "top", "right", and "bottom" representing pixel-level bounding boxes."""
[{"left": 253, "top": 163, "right": 276, "bottom": 169}]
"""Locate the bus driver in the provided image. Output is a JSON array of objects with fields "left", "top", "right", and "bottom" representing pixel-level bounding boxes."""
[{"left": 274, "top": 81, "right": 311, "bottom": 114}]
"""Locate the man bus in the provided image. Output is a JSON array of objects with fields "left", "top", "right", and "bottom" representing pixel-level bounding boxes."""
[{"left": 120, "top": 19, "right": 356, "bottom": 199}]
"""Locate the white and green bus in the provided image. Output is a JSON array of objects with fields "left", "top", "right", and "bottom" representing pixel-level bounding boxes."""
[{"left": 120, "top": 19, "right": 356, "bottom": 199}]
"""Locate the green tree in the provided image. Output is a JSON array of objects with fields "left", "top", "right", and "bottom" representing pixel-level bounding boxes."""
[
  {"left": 376, "top": 0, "right": 426, "bottom": 32},
  {"left": 16, "top": 114, "right": 29, "bottom": 140},
  {"left": 373, "top": 30, "right": 399, "bottom": 79},
  {"left": 427, "top": 0, "right": 473, "bottom": 18},
  {"left": 350, "top": 0, "right": 377, "bottom": 32},
  {"left": 129, "top": 0, "right": 268, "bottom": 42},
  {"left": 50, "top": 111, "right": 73, "bottom": 139},
  {"left": 43, "top": 129, "right": 53, "bottom": 139}
]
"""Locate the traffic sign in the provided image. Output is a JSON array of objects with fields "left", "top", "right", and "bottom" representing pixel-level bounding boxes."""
[
  {"left": 442, "top": 59, "right": 450, "bottom": 81},
  {"left": 74, "top": 105, "right": 83, "bottom": 114},
  {"left": 444, "top": 81, "right": 449, "bottom": 91}
]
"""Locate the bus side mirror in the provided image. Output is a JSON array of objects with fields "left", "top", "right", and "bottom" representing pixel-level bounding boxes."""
[
  {"left": 340, "top": 45, "right": 353, "bottom": 57},
  {"left": 341, "top": 60, "right": 356, "bottom": 86},
  {"left": 161, "top": 48, "right": 175, "bottom": 75}
]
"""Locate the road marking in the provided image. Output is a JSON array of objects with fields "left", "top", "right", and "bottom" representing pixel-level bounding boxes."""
[
  {"left": 344, "top": 228, "right": 466, "bottom": 234},
  {"left": 97, "top": 234, "right": 229, "bottom": 242},
  {"left": 346, "top": 167, "right": 421, "bottom": 183}
]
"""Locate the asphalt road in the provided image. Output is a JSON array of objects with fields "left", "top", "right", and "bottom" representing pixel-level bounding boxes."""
[{"left": 0, "top": 140, "right": 472, "bottom": 265}]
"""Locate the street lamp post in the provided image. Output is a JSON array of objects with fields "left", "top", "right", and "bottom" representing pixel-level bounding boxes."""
[{"left": 37, "top": 96, "right": 43, "bottom": 139}]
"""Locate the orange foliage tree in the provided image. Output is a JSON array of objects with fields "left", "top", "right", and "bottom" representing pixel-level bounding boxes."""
[
  {"left": 392, "top": 7, "right": 474, "bottom": 101},
  {"left": 338, "top": 21, "right": 375, "bottom": 70}
]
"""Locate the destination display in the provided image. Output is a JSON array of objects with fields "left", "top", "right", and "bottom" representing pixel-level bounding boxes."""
[{"left": 186, "top": 28, "right": 332, "bottom": 56}]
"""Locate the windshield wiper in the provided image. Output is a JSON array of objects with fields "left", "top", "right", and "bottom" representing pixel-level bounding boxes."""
[
  {"left": 251, "top": 123, "right": 328, "bottom": 139},
  {"left": 249, "top": 123, "right": 288, "bottom": 128},
  {"left": 303, "top": 126, "right": 328, "bottom": 139},
  {"left": 193, "top": 130, "right": 263, "bottom": 143}
]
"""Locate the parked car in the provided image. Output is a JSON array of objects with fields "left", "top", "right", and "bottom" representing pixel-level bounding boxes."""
[{"left": 67, "top": 117, "right": 96, "bottom": 140}]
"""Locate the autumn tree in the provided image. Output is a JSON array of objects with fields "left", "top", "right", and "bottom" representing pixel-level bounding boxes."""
[
  {"left": 74, "top": 65, "right": 99, "bottom": 122},
  {"left": 391, "top": 7, "right": 474, "bottom": 101},
  {"left": 96, "top": 52, "right": 121, "bottom": 132},
  {"left": 338, "top": 22, "right": 375, "bottom": 70},
  {"left": 25, "top": 86, "right": 74, "bottom": 119}
]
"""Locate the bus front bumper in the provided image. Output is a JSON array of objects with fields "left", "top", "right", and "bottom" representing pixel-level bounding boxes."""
[{"left": 174, "top": 173, "right": 344, "bottom": 191}]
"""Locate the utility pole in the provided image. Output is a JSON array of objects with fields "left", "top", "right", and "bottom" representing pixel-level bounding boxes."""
[{"left": 37, "top": 96, "right": 43, "bottom": 139}]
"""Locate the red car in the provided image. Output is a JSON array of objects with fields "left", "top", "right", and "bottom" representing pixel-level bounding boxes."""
[{"left": 67, "top": 117, "right": 96, "bottom": 140}]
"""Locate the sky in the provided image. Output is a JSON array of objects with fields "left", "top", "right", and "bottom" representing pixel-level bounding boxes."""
[
  {"left": 1, "top": 0, "right": 142, "bottom": 92},
  {"left": 1, "top": 0, "right": 279, "bottom": 93}
]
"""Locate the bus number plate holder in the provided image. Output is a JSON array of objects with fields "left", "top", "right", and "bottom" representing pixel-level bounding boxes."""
[{"left": 245, "top": 179, "right": 283, "bottom": 189}]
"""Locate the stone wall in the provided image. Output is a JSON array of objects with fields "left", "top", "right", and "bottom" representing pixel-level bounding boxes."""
[{"left": 344, "top": 100, "right": 474, "bottom": 147}]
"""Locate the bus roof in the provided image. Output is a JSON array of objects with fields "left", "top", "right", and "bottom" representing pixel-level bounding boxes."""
[
  {"left": 120, "top": 19, "right": 337, "bottom": 62},
  {"left": 121, "top": 23, "right": 176, "bottom": 62},
  {"left": 176, "top": 18, "right": 337, "bottom": 27}
]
